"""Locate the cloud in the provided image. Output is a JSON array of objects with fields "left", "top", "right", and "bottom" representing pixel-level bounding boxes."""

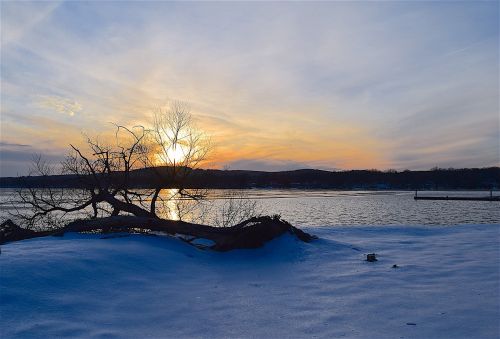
[
  {"left": 38, "top": 95, "right": 82, "bottom": 116},
  {"left": 0, "top": 148, "right": 65, "bottom": 177},
  {"left": 0, "top": 141, "right": 31, "bottom": 148},
  {"left": 224, "top": 159, "right": 312, "bottom": 172},
  {"left": 0, "top": 1, "right": 61, "bottom": 46}
]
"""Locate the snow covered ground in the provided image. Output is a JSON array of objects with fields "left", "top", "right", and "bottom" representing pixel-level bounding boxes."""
[{"left": 1, "top": 224, "right": 499, "bottom": 338}]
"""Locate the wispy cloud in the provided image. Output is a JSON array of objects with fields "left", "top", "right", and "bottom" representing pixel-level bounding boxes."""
[
  {"left": 225, "top": 159, "right": 312, "bottom": 172},
  {"left": 0, "top": 141, "right": 31, "bottom": 148},
  {"left": 0, "top": 1, "right": 61, "bottom": 46},
  {"left": 38, "top": 95, "right": 82, "bottom": 116}
]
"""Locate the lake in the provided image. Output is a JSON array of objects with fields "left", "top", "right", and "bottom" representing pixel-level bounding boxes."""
[
  {"left": 240, "top": 190, "right": 500, "bottom": 226},
  {"left": 1, "top": 189, "right": 498, "bottom": 227}
]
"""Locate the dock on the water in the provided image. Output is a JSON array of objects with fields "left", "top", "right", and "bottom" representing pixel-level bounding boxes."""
[{"left": 414, "top": 190, "right": 500, "bottom": 201}]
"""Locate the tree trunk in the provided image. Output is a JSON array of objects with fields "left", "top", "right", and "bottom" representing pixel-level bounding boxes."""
[
  {"left": 150, "top": 188, "right": 162, "bottom": 216},
  {"left": 102, "top": 193, "right": 154, "bottom": 218},
  {"left": 1, "top": 216, "right": 316, "bottom": 251}
]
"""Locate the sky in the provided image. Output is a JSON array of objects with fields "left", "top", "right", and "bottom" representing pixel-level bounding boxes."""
[{"left": 1, "top": 1, "right": 498, "bottom": 176}]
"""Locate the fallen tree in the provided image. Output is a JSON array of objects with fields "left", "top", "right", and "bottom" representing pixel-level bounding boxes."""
[
  {"left": 0, "top": 215, "right": 316, "bottom": 251},
  {"left": 6, "top": 102, "right": 316, "bottom": 251}
]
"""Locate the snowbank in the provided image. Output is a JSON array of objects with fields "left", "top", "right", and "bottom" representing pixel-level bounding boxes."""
[{"left": 1, "top": 224, "right": 499, "bottom": 338}]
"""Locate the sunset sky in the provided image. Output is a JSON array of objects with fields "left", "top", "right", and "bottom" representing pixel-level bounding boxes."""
[{"left": 1, "top": 1, "right": 498, "bottom": 176}]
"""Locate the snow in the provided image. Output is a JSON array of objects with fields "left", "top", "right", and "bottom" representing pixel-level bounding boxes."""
[{"left": 1, "top": 224, "right": 499, "bottom": 338}]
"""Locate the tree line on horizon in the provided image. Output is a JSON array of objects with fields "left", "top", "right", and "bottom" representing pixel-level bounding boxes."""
[{"left": 2, "top": 166, "right": 498, "bottom": 190}]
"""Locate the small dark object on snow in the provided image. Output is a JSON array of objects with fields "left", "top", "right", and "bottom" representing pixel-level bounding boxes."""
[
  {"left": 406, "top": 323, "right": 417, "bottom": 326},
  {"left": 366, "top": 253, "right": 377, "bottom": 262},
  {"left": 392, "top": 264, "right": 399, "bottom": 268}
]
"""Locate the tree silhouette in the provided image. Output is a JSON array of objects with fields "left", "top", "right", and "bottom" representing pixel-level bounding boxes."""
[{"left": 6, "top": 102, "right": 314, "bottom": 250}]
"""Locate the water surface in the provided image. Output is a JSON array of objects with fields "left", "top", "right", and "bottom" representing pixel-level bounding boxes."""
[{"left": 1, "top": 189, "right": 498, "bottom": 227}]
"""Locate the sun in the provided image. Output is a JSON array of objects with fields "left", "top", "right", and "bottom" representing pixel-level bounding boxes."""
[
  {"left": 154, "top": 140, "right": 188, "bottom": 166},
  {"left": 166, "top": 144, "right": 186, "bottom": 163}
]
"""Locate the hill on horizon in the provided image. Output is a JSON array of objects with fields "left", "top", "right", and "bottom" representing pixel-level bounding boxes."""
[{"left": 1, "top": 166, "right": 498, "bottom": 190}]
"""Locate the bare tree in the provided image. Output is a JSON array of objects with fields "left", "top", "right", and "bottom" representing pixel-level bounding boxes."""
[
  {"left": 213, "top": 190, "right": 260, "bottom": 228},
  {"left": 12, "top": 103, "right": 207, "bottom": 229},
  {"left": 147, "top": 101, "right": 211, "bottom": 219},
  {"left": 4, "top": 102, "right": 315, "bottom": 250},
  {"left": 13, "top": 124, "right": 152, "bottom": 230}
]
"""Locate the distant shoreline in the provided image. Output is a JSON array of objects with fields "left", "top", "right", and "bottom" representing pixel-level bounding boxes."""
[{"left": 1, "top": 167, "right": 498, "bottom": 190}]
